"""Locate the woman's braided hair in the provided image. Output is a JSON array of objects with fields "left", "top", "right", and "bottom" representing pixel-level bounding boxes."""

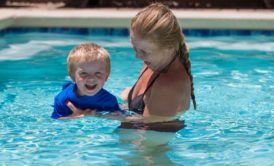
[{"left": 180, "top": 40, "right": 197, "bottom": 110}]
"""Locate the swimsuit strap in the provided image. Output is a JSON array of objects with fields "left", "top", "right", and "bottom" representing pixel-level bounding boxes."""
[
  {"left": 138, "top": 66, "right": 149, "bottom": 79},
  {"left": 160, "top": 52, "right": 178, "bottom": 73},
  {"left": 143, "top": 72, "right": 160, "bottom": 95}
]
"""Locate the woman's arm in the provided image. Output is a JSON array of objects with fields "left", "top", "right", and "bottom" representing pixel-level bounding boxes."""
[
  {"left": 64, "top": 100, "right": 183, "bottom": 123},
  {"left": 120, "top": 87, "right": 131, "bottom": 102},
  {"left": 143, "top": 72, "right": 191, "bottom": 121}
]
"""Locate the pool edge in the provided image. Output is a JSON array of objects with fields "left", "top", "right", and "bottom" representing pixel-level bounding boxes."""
[{"left": 0, "top": 8, "right": 274, "bottom": 30}]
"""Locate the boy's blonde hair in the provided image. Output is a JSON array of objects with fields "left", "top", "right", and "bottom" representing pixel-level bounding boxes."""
[{"left": 67, "top": 43, "right": 110, "bottom": 81}]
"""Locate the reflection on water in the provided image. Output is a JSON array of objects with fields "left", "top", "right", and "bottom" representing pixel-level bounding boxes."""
[{"left": 115, "top": 128, "right": 181, "bottom": 165}]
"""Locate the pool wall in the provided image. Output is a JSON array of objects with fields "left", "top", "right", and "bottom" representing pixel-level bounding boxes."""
[
  {"left": 1, "top": 27, "right": 274, "bottom": 37},
  {"left": 0, "top": 8, "right": 274, "bottom": 30}
]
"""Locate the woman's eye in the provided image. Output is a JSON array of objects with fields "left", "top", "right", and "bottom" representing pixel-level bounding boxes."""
[
  {"left": 142, "top": 50, "right": 147, "bottom": 54},
  {"left": 141, "top": 50, "right": 149, "bottom": 57}
]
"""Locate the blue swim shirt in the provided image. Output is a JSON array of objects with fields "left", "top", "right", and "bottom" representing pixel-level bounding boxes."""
[{"left": 51, "top": 82, "right": 122, "bottom": 119}]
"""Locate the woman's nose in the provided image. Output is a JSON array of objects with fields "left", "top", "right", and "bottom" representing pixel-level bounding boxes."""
[{"left": 135, "top": 52, "right": 144, "bottom": 59}]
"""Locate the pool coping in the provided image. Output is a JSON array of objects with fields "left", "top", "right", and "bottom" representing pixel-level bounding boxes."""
[{"left": 0, "top": 8, "right": 274, "bottom": 30}]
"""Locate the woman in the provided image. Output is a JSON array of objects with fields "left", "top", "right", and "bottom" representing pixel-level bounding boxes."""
[
  {"left": 66, "top": 3, "right": 196, "bottom": 132},
  {"left": 119, "top": 3, "right": 196, "bottom": 130}
]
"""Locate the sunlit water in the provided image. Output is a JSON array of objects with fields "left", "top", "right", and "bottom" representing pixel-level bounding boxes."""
[{"left": 0, "top": 31, "right": 273, "bottom": 165}]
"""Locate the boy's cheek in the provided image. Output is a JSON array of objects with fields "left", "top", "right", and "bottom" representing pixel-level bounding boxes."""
[{"left": 75, "top": 75, "right": 85, "bottom": 81}]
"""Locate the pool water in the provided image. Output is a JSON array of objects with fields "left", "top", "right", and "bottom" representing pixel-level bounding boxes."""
[{"left": 0, "top": 31, "right": 273, "bottom": 165}]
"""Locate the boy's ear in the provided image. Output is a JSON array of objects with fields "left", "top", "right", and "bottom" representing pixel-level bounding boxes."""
[
  {"left": 69, "top": 73, "right": 75, "bottom": 82},
  {"left": 104, "top": 75, "right": 109, "bottom": 81},
  {"left": 104, "top": 71, "right": 110, "bottom": 81}
]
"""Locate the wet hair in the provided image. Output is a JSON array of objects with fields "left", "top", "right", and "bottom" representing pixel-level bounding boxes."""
[
  {"left": 67, "top": 43, "right": 110, "bottom": 81},
  {"left": 131, "top": 3, "right": 196, "bottom": 110}
]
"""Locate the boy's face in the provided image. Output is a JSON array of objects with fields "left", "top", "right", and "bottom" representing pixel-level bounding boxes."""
[{"left": 74, "top": 60, "right": 108, "bottom": 96}]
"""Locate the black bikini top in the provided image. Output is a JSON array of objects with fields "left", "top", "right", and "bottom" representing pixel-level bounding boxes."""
[{"left": 127, "top": 67, "right": 160, "bottom": 114}]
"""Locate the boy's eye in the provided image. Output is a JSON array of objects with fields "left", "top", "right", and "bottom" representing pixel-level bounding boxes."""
[
  {"left": 79, "top": 72, "right": 88, "bottom": 77},
  {"left": 95, "top": 72, "right": 102, "bottom": 77}
]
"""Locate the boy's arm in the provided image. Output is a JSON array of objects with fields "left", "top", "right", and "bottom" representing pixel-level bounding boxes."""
[{"left": 52, "top": 98, "right": 69, "bottom": 119}]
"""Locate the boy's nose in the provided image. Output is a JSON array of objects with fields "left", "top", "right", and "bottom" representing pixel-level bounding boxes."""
[{"left": 86, "top": 75, "right": 95, "bottom": 81}]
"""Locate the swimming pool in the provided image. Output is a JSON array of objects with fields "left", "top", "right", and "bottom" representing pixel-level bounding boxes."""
[{"left": 0, "top": 28, "right": 273, "bottom": 165}]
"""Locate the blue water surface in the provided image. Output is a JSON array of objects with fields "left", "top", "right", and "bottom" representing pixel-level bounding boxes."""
[{"left": 0, "top": 29, "right": 273, "bottom": 165}]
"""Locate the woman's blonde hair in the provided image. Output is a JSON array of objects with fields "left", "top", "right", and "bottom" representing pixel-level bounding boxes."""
[
  {"left": 131, "top": 3, "right": 196, "bottom": 110},
  {"left": 67, "top": 43, "right": 110, "bottom": 81}
]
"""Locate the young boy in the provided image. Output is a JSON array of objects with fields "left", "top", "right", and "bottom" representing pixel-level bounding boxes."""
[{"left": 51, "top": 43, "right": 122, "bottom": 119}]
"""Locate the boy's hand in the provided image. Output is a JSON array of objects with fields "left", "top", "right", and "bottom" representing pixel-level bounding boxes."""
[{"left": 66, "top": 101, "right": 96, "bottom": 117}]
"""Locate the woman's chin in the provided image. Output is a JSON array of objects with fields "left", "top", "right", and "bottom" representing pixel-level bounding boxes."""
[
  {"left": 147, "top": 65, "right": 160, "bottom": 71},
  {"left": 145, "top": 63, "right": 155, "bottom": 69}
]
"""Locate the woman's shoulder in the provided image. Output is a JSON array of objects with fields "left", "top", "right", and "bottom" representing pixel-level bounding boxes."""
[
  {"left": 154, "top": 71, "right": 190, "bottom": 98},
  {"left": 158, "top": 63, "right": 191, "bottom": 89}
]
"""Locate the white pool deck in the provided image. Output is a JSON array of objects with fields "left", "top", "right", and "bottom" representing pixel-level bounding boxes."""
[{"left": 0, "top": 8, "right": 274, "bottom": 30}]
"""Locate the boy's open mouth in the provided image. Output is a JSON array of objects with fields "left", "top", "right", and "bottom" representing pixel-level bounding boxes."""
[{"left": 85, "top": 84, "right": 97, "bottom": 90}]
